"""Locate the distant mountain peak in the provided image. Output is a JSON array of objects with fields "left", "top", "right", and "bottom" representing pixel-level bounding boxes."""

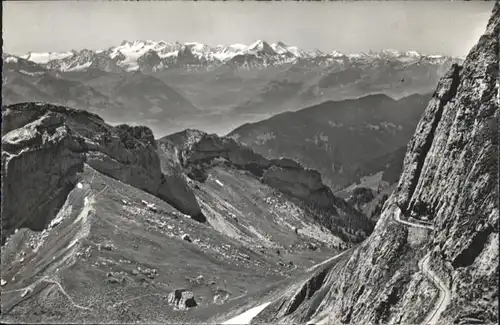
[
  {"left": 248, "top": 39, "right": 268, "bottom": 48},
  {"left": 274, "top": 41, "right": 288, "bottom": 47},
  {"left": 271, "top": 41, "right": 291, "bottom": 55},
  {"left": 248, "top": 40, "right": 276, "bottom": 55}
]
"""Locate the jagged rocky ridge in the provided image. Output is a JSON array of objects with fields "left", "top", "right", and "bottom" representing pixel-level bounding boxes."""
[
  {"left": 1, "top": 102, "right": 204, "bottom": 244},
  {"left": 253, "top": 3, "right": 499, "bottom": 325},
  {"left": 160, "top": 129, "right": 373, "bottom": 242}
]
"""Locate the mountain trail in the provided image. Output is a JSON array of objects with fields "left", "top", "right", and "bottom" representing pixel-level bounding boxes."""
[{"left": 393, "top": 206, "right": 450, "bottom": 325}]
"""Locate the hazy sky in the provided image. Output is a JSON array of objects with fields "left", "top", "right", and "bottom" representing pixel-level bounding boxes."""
[{"left": 3, "top": 1, "right": 494, "bottom": 57}]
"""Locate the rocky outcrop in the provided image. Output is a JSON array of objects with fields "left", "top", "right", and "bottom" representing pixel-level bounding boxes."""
[
  {"left": 163, "top": 129, "right": 371, "bottom": 213},
  {"left": 156, "top": 136, "right": 206, "bottom": 221},
  {"left": 1, "top": 102, "right": 204, "bottom": 243},
  {"left": 1, "top": 110, "right": 85, "bottom": 244},
  {"left": 166, "top": 289, "right": 197, "bottom": 310},
  {"left": 161, "top": 129, "right": 374, "bottom": 241},
  {"left": 262, "top": 165, "right": 334, "bottom": 209},
  {"left": 256, "top": 3, "right": 499, "bottom": 325}
]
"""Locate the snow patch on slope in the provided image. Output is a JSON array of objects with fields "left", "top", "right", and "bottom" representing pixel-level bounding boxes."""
[
  {"left": 67, "top": 61, "right": 92, "bottom": 71},
  {"left": 5, "top": 56, "right": 19, "bottom": 63},
  {"left": 222, "top": 302, "right": 272, "bottom": 324}
]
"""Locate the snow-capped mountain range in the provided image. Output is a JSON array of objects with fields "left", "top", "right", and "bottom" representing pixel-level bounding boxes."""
[{"left": 10, "top": 40, "right": 456, "bottom": 72}]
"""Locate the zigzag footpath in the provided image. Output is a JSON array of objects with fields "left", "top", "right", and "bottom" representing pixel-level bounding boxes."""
[
  {"left": 394, "top": 206, "right": 451, "bottom": 325},
  {"left": 223, "top": 205, "right": 450, "bottom": 325}
]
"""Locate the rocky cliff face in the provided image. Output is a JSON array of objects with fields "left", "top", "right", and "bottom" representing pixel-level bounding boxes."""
[
  {"left": 1, "top": 102, "right": 203, "bottom": 244},
  {"left": 255, "top": 4, "right": 499, "bottom": 325},
  {"left": 160, "top": 130, "right": 373, "bottom": 242}
]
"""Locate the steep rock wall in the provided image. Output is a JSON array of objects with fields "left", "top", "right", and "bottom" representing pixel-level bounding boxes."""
[
  {"left": 256, "top": 4, "right": 499, "bottom": 325},
  {"left": 1, "top": 103, "right": 204, "bottom": 244}
]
